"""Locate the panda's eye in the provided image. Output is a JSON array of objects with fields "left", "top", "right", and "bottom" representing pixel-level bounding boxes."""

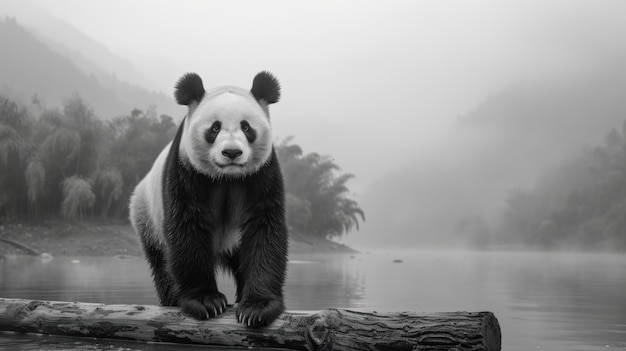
[
  {"left": 241, "top": 122, "right": 250, "bottom": 132},
  {"left": 211, "top": 122, "right": 221, "bottom": 133},
  {"left": 240, "top": 120, "right": 256, "bottom": 143},
  {"left": 205, "top": 121, "right": 221, "bottom": 144}
]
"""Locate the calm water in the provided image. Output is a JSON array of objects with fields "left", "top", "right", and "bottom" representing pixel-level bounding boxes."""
[{"left": 1, "top": 250, "right": 625, "bottom": 350}]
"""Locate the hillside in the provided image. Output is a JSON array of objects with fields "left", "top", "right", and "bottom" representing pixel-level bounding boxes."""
[
  {"left": 497, "top": 121, "right": 626, "bottom": 251},
  {"left": 0, "top": 17, "right": 180, "bottom": 119},
  {"left": 359, "top": 60, "right": 626, "bottom": 249}
]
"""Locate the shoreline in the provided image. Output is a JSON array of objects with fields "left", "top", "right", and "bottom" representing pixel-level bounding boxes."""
[{"left": 0, "top": 220, "right": 357, "bottom": 258}]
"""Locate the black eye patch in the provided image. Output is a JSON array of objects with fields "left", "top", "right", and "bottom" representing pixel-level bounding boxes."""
[
  {"left": 204, "top": 121, "right": 221, "bottom": 144},
  {"left": 241, "top": 120, "right": 257, "bottom": 143}
]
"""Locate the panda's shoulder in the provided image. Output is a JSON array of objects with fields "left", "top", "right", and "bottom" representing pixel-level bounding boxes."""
[
  {"left": 152, "top": 142, "right": 174, "bottom": 178},
  {"left": 132, "top": 141, "right": 172, "bottom": 200}
]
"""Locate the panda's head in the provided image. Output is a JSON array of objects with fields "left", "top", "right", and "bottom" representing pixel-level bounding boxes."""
[{"left": 175, "top": 71, "right": 280, "bottom": 180}]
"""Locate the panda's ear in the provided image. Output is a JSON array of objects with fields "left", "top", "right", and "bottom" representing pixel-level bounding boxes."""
[
  {"left": 174, "top": 73, "right": 205, "bottom": 106},
  {"left": 251, "top": 71, "right": 281, "bottom": 104}
]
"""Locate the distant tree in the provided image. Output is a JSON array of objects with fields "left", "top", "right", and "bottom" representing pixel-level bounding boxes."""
[
  {"left": 61, "top": 176, "right": 95, "bottom": 220},
  {"left": 0, "top": 96, "right": 31, "bottom": 134},
  {"left": 307, "top": 171, "right": 364, "bottom": 237},
  {"left": 103, "top": 109, "right": 176, "bottom": 217},
  {"left": 40, "top": 127, "right": 81, "bottom": 176},
  {"left": 0, "top": 95, "right": 179, "bottom": 221},
  {"left": 0, "top": 123, "right": 28, "bottom": 167},
  {"left": 284, "top": 193, "right": 312, "bottom": 231},
  {"left": 92, "top": 169, "right": 124, "bottom": 219},
  {"left": 277, "top": 137, "right": 364, "bottom": 239},
  {"left": 61, "top": 95, "right": 104, "bottom": 177},
  {"left": 24, "top": 160, "right": 45, "bottom": 217},
  {"left": 0, "top": 97, "right": 33, "bottom": 219},
  {"left": 500, "top": 119, "right": 626, "bottom": 250}
]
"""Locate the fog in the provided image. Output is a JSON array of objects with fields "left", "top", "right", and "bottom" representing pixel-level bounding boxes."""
[{"left": 2, "top": 0, "right": 626, "bottom": 250}]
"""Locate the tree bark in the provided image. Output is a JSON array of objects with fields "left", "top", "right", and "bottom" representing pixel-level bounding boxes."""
[{"left": 0, "top": 298, "right": 501, "bottom": 350}]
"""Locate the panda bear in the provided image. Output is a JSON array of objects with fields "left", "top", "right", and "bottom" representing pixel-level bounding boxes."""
[{"left": 129, "top": 71, "right": 288, "bottom": 328}]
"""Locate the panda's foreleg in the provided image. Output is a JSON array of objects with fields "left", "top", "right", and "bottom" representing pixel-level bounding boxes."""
[
  {"left": 130, "top": 200, "right": 177, "bottom": 306},
  {"left": 235, "top": 213, "right": 288, "bottom": 328},
  {"left": 140, "top": 237, "right": 177, "bottom": 306},
  {"left": 165, "top": 225, "right": 228, "bottom": 320}
]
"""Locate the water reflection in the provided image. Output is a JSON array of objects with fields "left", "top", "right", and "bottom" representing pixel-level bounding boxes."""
[
  {"left": 0, "top": 254, "right": 367, "bottom": 310},
  {"left": 0, "top": 333, "right": 216, "bottom": 351},
  {"left": 503, "top": 252, "right": 626, "bottom": 350},
  {"left": 285, "top": 254, "right": 366, "bottom": 310},
  {"left": 0, "top": 256, "right": 157, "bottom": 305},
  {"left": 0, "top": 251, "right": 625, "bottom": 351}
]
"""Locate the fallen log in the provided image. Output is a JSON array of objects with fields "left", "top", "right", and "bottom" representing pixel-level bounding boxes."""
[
  {"left": 0, "top": 237, "right": 40, "bottom": 255},
  {"left": 0, "top": 297, "right": 501, "bottom": 350}
]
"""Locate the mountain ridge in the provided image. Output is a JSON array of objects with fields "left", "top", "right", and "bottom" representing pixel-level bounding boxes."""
[{"left": 0, "top": 17, "right": 181, "bottom": 119}]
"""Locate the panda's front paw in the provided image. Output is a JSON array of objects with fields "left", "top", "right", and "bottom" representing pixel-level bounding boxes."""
[
  {"left": 179, "top": 292, "right": 228, "bottom": 320},
  {"left": 236, "top": 297, "right": 285, "bottom": 328}
]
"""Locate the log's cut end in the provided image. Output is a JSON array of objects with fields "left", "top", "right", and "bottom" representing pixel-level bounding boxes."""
[
  {"left": 482, "top": 311, "right": 502, "bottom": 351},
  {"left": 0, "top": 298, "right": 501, "bottom": 351}
]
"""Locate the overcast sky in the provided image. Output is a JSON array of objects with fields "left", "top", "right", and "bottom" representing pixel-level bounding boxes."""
[{"left": 14, "top": 0, "right": 626, "bottom": 195}]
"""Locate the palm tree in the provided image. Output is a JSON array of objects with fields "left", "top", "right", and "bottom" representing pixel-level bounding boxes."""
[
  {"left": 276, "top": 137, "right": 365, "bottom": 239},
  {"left": 307, "top": 171, "right": 365, "bottom": 238}
]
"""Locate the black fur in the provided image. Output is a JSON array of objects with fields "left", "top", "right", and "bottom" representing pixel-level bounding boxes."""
[
  {"left": 204, "top": 121, "right": 221, "bottom": 144},
  {"left": 152, "top": 117, "right": 288, "bottom": 328},
  {"left": 251, "top": 71, "right": 281, "bottom": 104},
  {"left": 133, "top": 212, "right": 177, "bottom": 306},
  {"left": 241, "top": 121, "right": 257, "bottom": 143},
  {"left": 175, "top": 73, "right": 205, "bottom": 105}
]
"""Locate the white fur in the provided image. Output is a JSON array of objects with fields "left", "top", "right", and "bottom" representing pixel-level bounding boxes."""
[
  {"left": 129, "top": 86, "right": 273, "bottom": 249},
  {"left": 129, "top": 142, "right": 171, "bottom": 245}
]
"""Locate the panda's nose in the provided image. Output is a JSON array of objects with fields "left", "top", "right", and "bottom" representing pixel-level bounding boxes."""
[{"left": 222, "top": 149, "right": 243, "bottom": 159}]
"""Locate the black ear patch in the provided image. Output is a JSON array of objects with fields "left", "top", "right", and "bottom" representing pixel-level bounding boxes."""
[
  {"left": 175, "top": 73, "right": 205, "bottom": 106},
  {"left": 251, "top": 71, "right": 281, "bottom": 104}
]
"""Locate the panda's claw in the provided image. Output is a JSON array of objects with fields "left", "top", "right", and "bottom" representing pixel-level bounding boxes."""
[
  {"left": 236, "top": 297, "right": 284, "bottom": 328},
  {"left": 180, "top": 297, "right": 208, "bottom": 320},
  {"left": 248, "top": 311, "right": 259, "bottom": 327},
  {"left": 180, "top": 291, "right": 228, "bottom": 320}
]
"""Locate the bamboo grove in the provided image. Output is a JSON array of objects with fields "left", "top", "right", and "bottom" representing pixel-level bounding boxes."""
[{"left": 0, "top": 95, "right": 364, "bottom": 239}]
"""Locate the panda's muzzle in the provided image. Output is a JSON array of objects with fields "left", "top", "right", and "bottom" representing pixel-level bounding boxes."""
[{"left": 222, "top": 149, "right": 243, "bottom": 160}]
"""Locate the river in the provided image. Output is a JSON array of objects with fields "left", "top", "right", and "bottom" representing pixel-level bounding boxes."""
[{"left": 1, "top": 250, "right": 625, "bottom": 350}]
